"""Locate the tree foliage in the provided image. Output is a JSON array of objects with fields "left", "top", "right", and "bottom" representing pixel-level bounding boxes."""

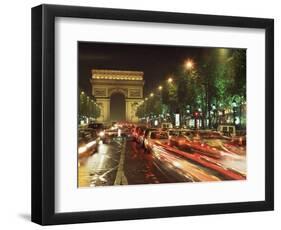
[
  {"left": 79, "top": 90, "right": 101, "bottom": 119},
  {"left": 135, "top": 48, "right": 246, "bottom": 125}
]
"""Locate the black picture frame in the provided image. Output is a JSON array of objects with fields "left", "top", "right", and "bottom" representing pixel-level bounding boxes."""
[{"left": 31, "top": 4, "right": 274, "bottom": 225}]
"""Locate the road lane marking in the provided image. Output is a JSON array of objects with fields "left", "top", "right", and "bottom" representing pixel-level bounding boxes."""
[{"left": 114, "top": 141, "right": 128, "bottom": 185}]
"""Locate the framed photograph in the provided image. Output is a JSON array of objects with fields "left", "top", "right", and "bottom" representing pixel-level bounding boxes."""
[{"left": 31, "top": 4, "right": 274, "bottom": 225}]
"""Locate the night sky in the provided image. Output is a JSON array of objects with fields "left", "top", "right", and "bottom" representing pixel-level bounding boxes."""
[{"left": 78, "top": 42, "right": 213, "bottom": 97}]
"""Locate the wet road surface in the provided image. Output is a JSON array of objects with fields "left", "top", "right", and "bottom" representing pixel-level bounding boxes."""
[
  {"left": 78, "top": 140, "right": 122, "bottom": 187},
  {"left": 78, "top": 137, "right": 245, "bottom": 187}
]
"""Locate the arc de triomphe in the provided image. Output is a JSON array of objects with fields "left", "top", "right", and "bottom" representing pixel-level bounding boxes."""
[{"left": 90, "top": 69, "right": 144, "bottom": 123}]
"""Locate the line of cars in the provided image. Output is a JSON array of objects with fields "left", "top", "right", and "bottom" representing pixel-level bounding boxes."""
[
  {"left": 132, "top": 125, "right": 246, "bottom": 158},
  {"left": 78, "top": 123, "right": 106, "bottom": 158},
  {"left": 78, "top": 122, "right": 135, "bottom": 158},
  {"left": 132, "top": 126, "right": 170, "bottom": 152}
]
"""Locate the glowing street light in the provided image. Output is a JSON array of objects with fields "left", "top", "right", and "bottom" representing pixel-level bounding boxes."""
[
  {"left": 150, "top": 93, "right": 154, "bottom": 97},
  {"left": 158, "top": 85, "right": 163, "bottom": 91},
  {"left": 167, "top": 77, "right": 173, "bottom": 83},
  {"left": 145, "top": 97, "right": 148, "bottom": 101},
  {"left": 185, "top": 59, "right": 194, "bottom": 70}
]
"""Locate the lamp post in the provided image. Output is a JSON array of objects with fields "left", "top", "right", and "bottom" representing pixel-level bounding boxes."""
[
  {"left": 185, "top": 59, "right": 194, "bottom": 70},
  {"left": 232, "top": 100, "right": 238, "bottom": 126},
  {"left": 158, "top": 86, "right": 163, "bottom": 123},
  {"left": 194, "top": 111, "right": 199, "bottom": 130},
  {"left": 211, "top": 104, "right": 217, "bottom": 128},
  {"left": 201, "top": 82, "right": 210, "bottom": 129}
]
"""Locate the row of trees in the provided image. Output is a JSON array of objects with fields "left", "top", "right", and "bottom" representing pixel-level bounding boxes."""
[
  {"left": 79, "top": 89, "right": 101, "bottom": 122},
  {"left": 136, "top": 49, "right": 246, "bottom": 128}
]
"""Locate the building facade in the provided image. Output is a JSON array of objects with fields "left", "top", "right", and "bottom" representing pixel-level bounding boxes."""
[{"left": 90, "top": 69, "right": 144, "bottom": 123}]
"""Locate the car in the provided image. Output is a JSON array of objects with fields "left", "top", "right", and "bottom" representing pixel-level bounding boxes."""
[
  {"left": 132, "top": 126, "right": 146, "bottom": 142},
  {"left": 88, "top": 123, "right": 106, "bottom": 141},
  {"left": 230, "top": 135, "right": 246, "bottom": 146},
  {"left": 168, "top": 130, "right": 194, "bottom": 147},
  {"left": 167, "top": 129, "right": 191, "bottom": 138},
  {"left": 105, "top": 128, "right": 118, "bottom": 138},
  {"left": 121, "top": 127, "right": 132, "bottom": 138},
  {"left": 143, "top": 130, "right": 169, "bottom": 152},
  {"left": 139, "top": 128, "right": 157, "bottom": 146},
  {"left": 161, "top": 122, "right": 173, "bottom": 130},
  {"left": 78, "top": 128, "right": 99, "bottom": 158},
  {"left": 88, "top": 122, "right": 104, "bottom": 131},
  {"left": 217, "top": 124, "right": 236, "bottom": 137},
  {"left": 194, "top": 131, "right": 231, "bottom": 144}
]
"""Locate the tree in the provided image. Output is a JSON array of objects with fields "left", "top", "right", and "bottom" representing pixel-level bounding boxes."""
[
  {"left": 88, "top": 99, "right": 101, "bottom": 119},
  {"left": 79, "top": 90, "right": 88, "bottom": 117},
  {"left": 227, "top": 49, "right": 246, "bottom": 99},
  {"left": 136, "top": 103, "right": 145, "bottom": 118},
  {"left": 79, "top": 89, "right": 101, "bottom": 121},
  {"left": 162, "top": 77, "right": 177, "bottom": 115}
]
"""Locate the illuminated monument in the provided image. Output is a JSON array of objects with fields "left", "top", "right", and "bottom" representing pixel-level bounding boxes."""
[{"left": 90, "top": 69, "right": 144, "bottom": 122}]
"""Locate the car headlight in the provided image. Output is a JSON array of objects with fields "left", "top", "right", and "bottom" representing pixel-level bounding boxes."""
[
  {"left": 86, "top": 140, "right": 96, "bottom": 148},
  {"left": 78, "top": 146, "right": 87, "bottom": 154},
  {"left": 99, "top": 131, "right": 105, "bottom": 137}
]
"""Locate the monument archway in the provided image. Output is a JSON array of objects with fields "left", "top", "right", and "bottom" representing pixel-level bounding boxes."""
[
  {"left": 90, "top": 69, "right": 144, "bottom": 123},
  {"left": 110, "top": 92, "right": 126, "bottom": 121}
]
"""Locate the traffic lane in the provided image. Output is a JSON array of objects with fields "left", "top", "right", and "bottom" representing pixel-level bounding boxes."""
[
  {"left": 78, "top": 140, "right": 122, "bottom": 187},
  {"left": 157, "top": 142, "right": 246, "bottom": 180},
  {"left": 124, "top": 140, "right": 179, "bottom": 184},
  {"left": 177, "top": 142, "right": 247, "bottom": 176},
  {"left": 151, "top": 145, "right": 222, "bottom": 182},
  {"left": 124, "top": 140, "right": 222, "bottom": 184}
]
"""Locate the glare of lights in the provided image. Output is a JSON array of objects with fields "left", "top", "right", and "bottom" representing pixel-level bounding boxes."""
[
  {"left": 158, "top": 85, "right": 163, "bottom": 90},
  {"left": 232, "top": 101, "right": 237, "bottom": 107},
  {"left": 185, "top": 59, "right": 194, "bottom": 70},
  {"left": 81, "top": 91, "right": 84, "bottom": 95},
  {"left": 172, "top": 161, "right": 182, "bottom": 168},
  {"left": 99, "top": 131, "right": 105, "bottom": 137},
  {"left": 78, "top": 146, "right": 87, "bottom": 154},
  {"left": 86, "top": 140, "right": 96, "bottom": 148},
  {"left": 235, "top": 117, "right": 240, "bottom": 125},
  {"left": 150, "top": 93, "right": 154, "bottom": 97},
  {"left": 167, "top": 77, "right": 173, "bottom": 83},
  {"left": 118, "top": 128, "right": 121, "bottom": 137}
]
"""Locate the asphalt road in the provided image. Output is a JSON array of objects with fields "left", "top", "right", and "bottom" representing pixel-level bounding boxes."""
[{"left": 78, "top": 137, "right": 243, "bottom": 187}]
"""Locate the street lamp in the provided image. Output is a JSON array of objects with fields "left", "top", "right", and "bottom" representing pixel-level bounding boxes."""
[
  {"left": 158, "top": 85, "right": 163, "bottom": 91},
  {"left": 232, "top": 100, "right": 238, "bottom": 126},
  {"left": 145, "top": 97, "right": 148, "bottom": 101},
  {"left": 167, "top": 77, "right": 173, "bottom": 83},
  {"left": 150, "top": 93, "right": 154, "bottom": 97},
  {"left": 185, "top": 59, "right": 194, "bottom": 70}
]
